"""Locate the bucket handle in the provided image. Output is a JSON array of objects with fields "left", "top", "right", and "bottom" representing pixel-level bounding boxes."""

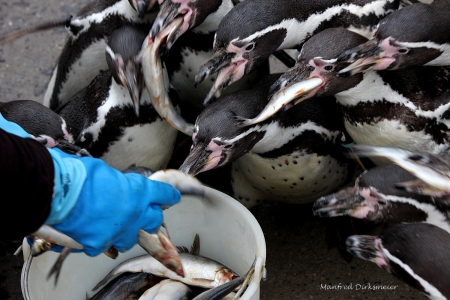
[{"left": 240, "top": 256, "right": 266, "bottom": 300}]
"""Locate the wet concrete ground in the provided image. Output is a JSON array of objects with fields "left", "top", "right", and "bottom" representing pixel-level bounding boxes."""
[{"left": 0, "top": 1, "right": 426, "bottom": 299}]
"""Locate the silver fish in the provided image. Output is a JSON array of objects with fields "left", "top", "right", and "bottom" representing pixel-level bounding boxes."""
[
  {"left": 92, "top": 252, "right": 238, "bottom": 292},
  {"left": 349, "top": 144, "right": 450, "bottom": 196},
  {"left": 235, "top": 77, "right": 323, "bottom": 127},
  {"left": 148, "top": 169, "right": 205, "bottom": 198},
  {"left": 138, "top": 279, "right": 192, "bottom": 299},
  {"left": 141, "top": 17, "right": 195, "bottom": 136},
  {"left": 138, "top": 229, "right": 184, "bottom": 277}
]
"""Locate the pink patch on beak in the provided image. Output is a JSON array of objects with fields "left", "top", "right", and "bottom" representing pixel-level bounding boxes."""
[
  {"left": 202, "top": 140, "right": 225, "bottom": 172},
  {"left": 349, "top": 188, "right": 380, "bottom": 218},
  {"left": 373, "top": 38, "right": 399, "bottom": 70},
  {"left": 213, "top": 60, "right": 246, "bottom": 90},
  {"left": 374, "top": 238, "right": 388, "bottom": 268}
]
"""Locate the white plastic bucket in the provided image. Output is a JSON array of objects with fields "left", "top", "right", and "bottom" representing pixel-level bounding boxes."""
[{"left": 20, "top": 186, "right": 266, "bottom": 300}]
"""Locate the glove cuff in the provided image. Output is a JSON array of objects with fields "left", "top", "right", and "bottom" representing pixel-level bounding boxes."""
[
  {"left": 45, "top": 148, "right": 87, "bottom": 224},
  {"left": 0, "top": 113, "right": 32, "bottom": 138}
]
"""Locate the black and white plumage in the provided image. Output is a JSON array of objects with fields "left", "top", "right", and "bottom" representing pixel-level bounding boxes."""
[
  {"left": 337, "top": 0, "right": 450, "bottom": 75},
  {"left": 43, "top": 0, "right": 158, "bottom": 110},
  {"left": 179, "top": 74, "right": 355, "bottom": 208},
  {"left": 313, "top": 163, "right": 450, "bottom": 234},
  {"left": 149, "top": 0, "right": 270, "bottom": 115},
  {"left": 265, "top": 27, "right": 450, "bottom": 165},
  {"left": 0, "top": 100, "right": 89, "bottom": 156},
  {"left": 347, "top": 223, "right": 450, "bottom": 300},
  {"left": 56, "top": 25, "right": 178, "bottom": 171},
  {"left": 348, "top": 144, "right": 450, "bottom": 196},
  {"left": 194, "top": 0, "right": 402, "bottom": 105}
]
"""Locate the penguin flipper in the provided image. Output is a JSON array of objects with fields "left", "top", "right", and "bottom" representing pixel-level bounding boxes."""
[{"left": 55, "top": 140, "right": 92, "bottom": 157}]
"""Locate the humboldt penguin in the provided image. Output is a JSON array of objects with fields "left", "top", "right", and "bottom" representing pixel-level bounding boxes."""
[
  {"left": 194, "top": 0, "right": 402, "bottom": 105},
  {"left": 0, "top": 100, "right": 89, "bottom": 156},
  {"left": 179, "top": 73, "right": 355, "bottom": 208},
  {"left": 347, "top": 222, "right": 450, "bottom": 299},
  {"left": 42, "top": 0, "right": 159, "bottom": 110},
  {"left": 313, "top": 163, "right": 450, "bottom": 234},
  {"left": 56, "top": 24, "right": 178, "bottom": 171},
  {"left": 337, "top": 0, "right": 450, "bottom": 75},
  {"left": 148, "top": 0, "right": 270, "bottom": 117},
  {"left": 254, "top": 27, "right": 450, "bottom": 165}
]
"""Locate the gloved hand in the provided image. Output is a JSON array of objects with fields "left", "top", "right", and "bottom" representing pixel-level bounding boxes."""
[{"left": 48, "top": 149, "right": 181, "bottom": 256}]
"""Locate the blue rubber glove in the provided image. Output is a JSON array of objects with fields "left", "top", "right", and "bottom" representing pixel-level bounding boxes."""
[{"left": 49, "top": 149, "right": 181, "bottom": 256}]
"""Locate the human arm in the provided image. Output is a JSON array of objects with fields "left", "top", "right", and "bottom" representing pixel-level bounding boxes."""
[{"left": 0, "top": 113, "right": 181, "bottom": 256}]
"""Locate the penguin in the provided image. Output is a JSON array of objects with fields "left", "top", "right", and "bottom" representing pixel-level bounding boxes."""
[
  {"left": 346, "top": 222, "right": 450, "bottom": 300},
  {"left": 147, "top": 0, "right": 271, "bottom": 117},
  {"left": 56, "top": 24, "right": 179, "bottom": 171},
  {"left": 347, "top": 144, "right": 450, "bottom": 196},
  {"left": 42, "top": 0, "right": 159, "bottom": 110},
  {"left": 257, "top": 27, "right": 450, "bottom": 165},
  {"left": 337, "top": 0, "right": 450, "bottom": 76},
  {"left": 179, "top": 73, "right": 355, "bottom": 208},
  {"left": 0, "top": 100, "right": 90, "bottom": 156},
  {"left": 312, "top": 163, "right": 450, "bottom": 234},
  {"left": 194, "top": 0, "right": 402, "bottom": 105}
]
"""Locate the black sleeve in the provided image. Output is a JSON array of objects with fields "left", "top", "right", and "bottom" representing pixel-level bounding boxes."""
[{"left": 0, "top": 129, "right": 54, "bottom": 240}]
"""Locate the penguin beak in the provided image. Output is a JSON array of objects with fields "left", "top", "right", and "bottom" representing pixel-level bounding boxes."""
[
  {"left": 337, "top": 39, "right": 393, "bottom": 76},
  {"left": 195, "top": 49, "right": 238, "bottom": 106},
  {"left": 268, "top": 62, "right": 325, "bottom": 107},
  {"left": 235, "top": 63, "right": 323, "bottom": 127},
  {"left": 179, "top": 145, "right": 217, "bottom": 176},
  {"left": 312, "top": 187, "right": 365, "bottom": 218},
  {"left": 151, "top": 0, "right": 191, "bottom": 52},
  {"left": 345, "top": 235, "right": 379, "bottom": 262},
  {"left": 122, "top": 62, "right": 144, "bottom": 117},
  {"left": 314, "top": 181, "right": 393, "bottom": 221},
  {"left": 129, "top": 0, "right": 158, "bottom": 18}
]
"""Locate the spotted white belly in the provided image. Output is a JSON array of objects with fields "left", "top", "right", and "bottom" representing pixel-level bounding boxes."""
[
  {"left": 230, "top": 150, "right": 351, "bottom": 208},
  {"left": 100, "top": 120, "right": 178, "bottom": 172}
]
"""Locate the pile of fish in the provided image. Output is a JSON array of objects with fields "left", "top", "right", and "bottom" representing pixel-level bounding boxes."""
[{"left": 87, "top": 233, "right": 254, "bottom": 300}]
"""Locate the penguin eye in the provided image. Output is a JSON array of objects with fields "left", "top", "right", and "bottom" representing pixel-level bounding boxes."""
[
  {"left": 223, "top": 144, "right": 233, "bottom": 149},
  {"left": 323, "top": 64, "right": 334, "bottom": 71},
  {"left": 398, "top": 48, "right": 409, "bottom": 54},
  {"left": 245, "top": 43, "right": 255, "bottom": 52}
]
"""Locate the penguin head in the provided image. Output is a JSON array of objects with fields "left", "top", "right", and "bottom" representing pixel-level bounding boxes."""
[
  {"left": 179, "top": 81, "right": 271, "bottom": 175},
  {"left": 195, "top": 0, "right": 287, "bottom": 105},
  {"left": 106, "top": 25, "right": 149, "bottom": 116},
  {"left": 260, "top": 28, "right": 366, "bottom": 118},
  {"left": 348, "top": 223, "right": 450, "bottom": 299},
  {"left": 336, "top": 2, "right": 445, "bottom": 75},
  {"left": 150, "top": 0, "right": 225, "bottom": 51}
]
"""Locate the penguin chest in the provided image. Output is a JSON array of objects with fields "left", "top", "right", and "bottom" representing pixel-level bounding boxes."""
[
  {"left": 342, "top": 115, "right": 450, "bottom": 166},
  {"left": 78, "top": 85, "right": 178, "bottom": 171},
  {"left": 99, "top": 120, "right": 178, "bottom": 171},
  {"left": 230, "top": 150, "right": 351, "bottom": 208}
]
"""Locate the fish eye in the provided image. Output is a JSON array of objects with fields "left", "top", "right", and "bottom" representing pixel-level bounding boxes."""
[
  {"left": 245, "top": 43, "right": 255, "bottom": 52},
  {"left": 323, "top": 64, "right": 333, "bottom": 71},
  {"left": 398, "top": 48, "right": 409, "bottom": 54}
]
